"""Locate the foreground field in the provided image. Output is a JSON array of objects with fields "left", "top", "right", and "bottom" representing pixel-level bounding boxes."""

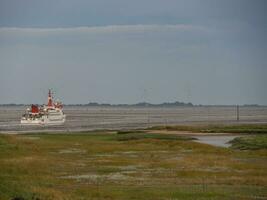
[{"left": 0, "top": 130, "right": 267, "bottom": 200}]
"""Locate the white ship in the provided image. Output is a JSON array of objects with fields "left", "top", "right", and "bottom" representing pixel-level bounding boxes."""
[{"left": 21, "top": 90, "right": 66, "bottom": 125}]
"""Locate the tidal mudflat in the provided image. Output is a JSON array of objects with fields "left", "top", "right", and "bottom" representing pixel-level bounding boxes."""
[{"left": 0, "top": 106, "right": 267, "bottom": 132}]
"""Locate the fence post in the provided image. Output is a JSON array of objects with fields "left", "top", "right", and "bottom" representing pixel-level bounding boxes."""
[{"left": 237, "top": 105, "right": 239, "bottom": 121}]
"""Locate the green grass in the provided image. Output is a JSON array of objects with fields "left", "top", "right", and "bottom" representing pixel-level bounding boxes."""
[
  {"left": 149, "top": 124, "right": 267, "bottom": 134},
  {"left": 230, "top": 135, "right": 267, "bottom": 150},
  {"left": 115, "top": 131, "right": 194, "bottom": 141},
  {"left": 116, "top": 130, "right": 147, "bottom": 134},
  {"left": 0, "top": 130, "right": 267, "bottom": 200}
]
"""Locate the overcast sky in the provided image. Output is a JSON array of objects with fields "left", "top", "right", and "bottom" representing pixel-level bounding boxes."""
[{"left": 0, "top": 0, "right": 266, "bottom": 105}]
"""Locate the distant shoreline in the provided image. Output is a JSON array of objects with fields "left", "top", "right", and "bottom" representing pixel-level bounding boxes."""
[{"left": 0, "top": 102, "right": 265, "bottom": 107}]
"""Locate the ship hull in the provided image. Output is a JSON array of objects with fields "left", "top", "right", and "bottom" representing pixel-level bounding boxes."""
[
  {"left": 20, "top": 118, "right": 66, "bottom": 125},
  {"left": 21, "top": 113, "right": 66, "bottom": 126},
  {"left": 20, "top": 119, "right": 42, "bottom": 125}
]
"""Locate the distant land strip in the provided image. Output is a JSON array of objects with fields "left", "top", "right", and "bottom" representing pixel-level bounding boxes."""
[{"left": 0, "top": 102, "right": 265, "bottom": 107}]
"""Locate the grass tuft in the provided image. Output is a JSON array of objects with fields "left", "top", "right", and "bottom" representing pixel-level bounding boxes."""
[{"left": 230, "top": 135, "right": 267, "bottom": 150}]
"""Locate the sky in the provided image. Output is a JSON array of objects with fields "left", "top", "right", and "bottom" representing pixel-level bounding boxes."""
[{"left": 0, "top": 0, "right": 266, "bottom": 105}]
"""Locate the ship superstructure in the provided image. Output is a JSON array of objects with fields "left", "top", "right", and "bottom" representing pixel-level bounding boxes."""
[{"left": 21, "top": 90, "right": 66, "bottom": 125}]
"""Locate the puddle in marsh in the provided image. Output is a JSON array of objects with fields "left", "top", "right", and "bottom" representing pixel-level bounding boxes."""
[{"left": 193, "top": 135, "right": 239, "bottom": 147}]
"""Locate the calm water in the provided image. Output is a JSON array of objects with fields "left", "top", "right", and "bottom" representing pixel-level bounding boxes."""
[
  {"left": 0, "top": 106, "right": 267, "bottom": 132},
  {"left": 194, "top": 135, "right": 239, "bottom": 147}
]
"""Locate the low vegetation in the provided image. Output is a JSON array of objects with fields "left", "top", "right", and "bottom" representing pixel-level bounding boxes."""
[
  {"left": 149, "top": 124, "right": 267, "bottom": 134},
  {"left": 115, "top": 131, "right": 194, "bottom": 141},
  {"left": 0, "top": 129, "right": 266, "bottom": 200},
  {"left": 230, "top": 135, "right": 267, "bottom": 150}
]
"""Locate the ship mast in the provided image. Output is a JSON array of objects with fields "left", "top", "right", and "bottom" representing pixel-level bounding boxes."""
[{"left": 47, "top": 89, "right": 53, "bottom": 107}]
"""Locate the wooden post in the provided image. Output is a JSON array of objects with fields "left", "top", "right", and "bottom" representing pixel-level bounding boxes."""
[{"left": 237, "top": 105, "right": 239, "bottom": 121}]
